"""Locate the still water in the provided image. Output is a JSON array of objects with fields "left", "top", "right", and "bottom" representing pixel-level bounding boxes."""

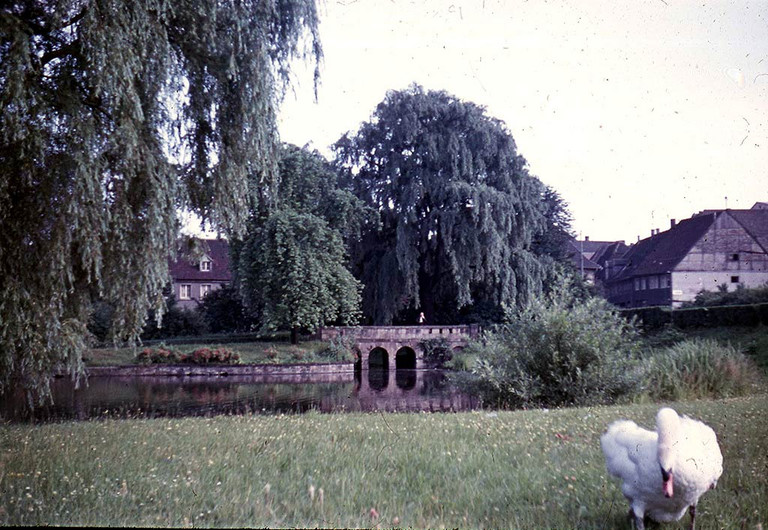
[{"left": 1, "top": 369, "right": 482, "bottom": 422}]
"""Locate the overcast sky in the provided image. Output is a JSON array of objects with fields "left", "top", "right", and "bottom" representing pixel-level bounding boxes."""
[{"left": 277, "top": 0, "right": 768, "bottom": 244}]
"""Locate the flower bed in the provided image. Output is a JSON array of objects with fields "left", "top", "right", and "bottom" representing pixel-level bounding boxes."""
[{"left": 135, "top": 346, "right": 240, "bottom": 365}]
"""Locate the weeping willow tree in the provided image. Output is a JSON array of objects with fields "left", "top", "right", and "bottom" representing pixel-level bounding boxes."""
[
  {"left": 334, "top": 85, "right": 549, "bottom": 325},
  {"left": 0, "top": 1, "right": 321, "bottom": 402}
]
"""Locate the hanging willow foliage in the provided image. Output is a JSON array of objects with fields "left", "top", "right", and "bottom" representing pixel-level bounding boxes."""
[
  {"left": 0, "top": 0, "right": 321, "bottom": 402},
  {"left": 334, "top": 85, "right": 549, "bottom": 324}
]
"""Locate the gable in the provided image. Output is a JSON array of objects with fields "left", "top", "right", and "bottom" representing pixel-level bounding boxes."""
[{"left": 169, "top": 238, "right": 232, "bottom": 282}]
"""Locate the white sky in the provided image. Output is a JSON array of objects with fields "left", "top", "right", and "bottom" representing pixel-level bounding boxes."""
[{"left": 276, "top": 0, "right": 768, "bottom": 244}]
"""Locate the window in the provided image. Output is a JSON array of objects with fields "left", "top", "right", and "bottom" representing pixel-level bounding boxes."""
[
  {"left": 200, "top": 259, "right": 212, "bottom": 271},
  {"left": 648, "top": 276, "right": 659, "bottom": 289},
  {"left": 640, "top": 277, "right": 647, "bottom": 290},
  {"left": 180, "top": 284, "right": 192, "bottom": 300},
  {"left": 731, "top": 276, "right": 740, "bottom": 283},
  {"left": 200, "top": 284, "right": 211, "bottom": 298},
  {"left": 634, "top": 278, "right": 641, "bottom": 291},
  {"left": 731, "top": 253, "right": 740, "bottom": 261},
  {"left": 660, "top": 275, "right": 670, "bottom": 289}
]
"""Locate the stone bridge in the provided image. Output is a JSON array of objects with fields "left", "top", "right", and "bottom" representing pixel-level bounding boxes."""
[{"left": 317, "top": 325, "right": 481, "bottom": 370}]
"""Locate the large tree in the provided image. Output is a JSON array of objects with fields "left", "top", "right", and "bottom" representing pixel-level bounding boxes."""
[
  {"left": 334, "top": 85, "right": 549, "bottom": 324},
  {"left": 235, "top": 144, "right": 367, "bottom": 343},
  {"left": 0, "top": 1, "right": 321, "bottom": 401}
]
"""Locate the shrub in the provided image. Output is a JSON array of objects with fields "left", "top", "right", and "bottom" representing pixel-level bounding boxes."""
[
  {"left": 197, "top": 285, "right": 256, "bottom": 333},
  {"left": 181, "top": 347, "right": 240, "bottom": 365},
  {"left": 135, "top": 346, "right": 240, "bottom": 365},
  {"left": 264, "top": 347, "right": 279, "bottom": 361},
  {"left": 420, "top": 337, "right": 453, "bottom": 368},
  {"left": 317, "top": 335, "right": 358, "bottom": 363},
  {"left": 642, "top": 338, "right": 761, "bottom": 401},
  {"left": 141, "top": 293, "right": 209, "bottom": 340},
  {"left": 135, "top": 345, "right": 182, "bottom": 365},
  {"left": 464, "top": 282, "right": 643, "bottom": 408},
  {"left": 685, "top": 283, "right": 768, "bottom": 307}
]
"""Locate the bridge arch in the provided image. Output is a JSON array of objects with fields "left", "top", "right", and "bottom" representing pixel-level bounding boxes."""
[
  {"left": 368, "top": 347, "right": 389, "bottom": 370},
  {"left": 395, "top": 346, "right": 417, "bottom": 370}
]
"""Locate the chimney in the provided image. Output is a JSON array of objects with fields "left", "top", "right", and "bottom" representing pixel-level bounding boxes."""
[
  {"left": 670, "top": 219, "right": 676, "bottom": 228},
  {"left": 585, "top": 236, "right": 590, "bottom": 242}
]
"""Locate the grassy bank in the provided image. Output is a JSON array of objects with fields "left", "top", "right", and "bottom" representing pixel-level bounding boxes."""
[
  {"left": 2, "top": 395, "right": 766, "bottom": 528},
  {"left": 86, "top": 340, "right": 332, "bottom": 367},
  {"left": 643, "top": 324, "right": 768, "bottom": 372}
]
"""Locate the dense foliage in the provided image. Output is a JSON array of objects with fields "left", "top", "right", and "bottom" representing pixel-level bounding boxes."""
[
  {"left": 235, "top": 145, "right": 366, "bottom": 343},
  {"left": 197, "top": 285, "right": 255, "bottom": 334},
  {"left": 0, "top": 1, "right": 320, "bottom": 400},
  {"left": 141, "top": 293, "right": 208, "bottom": 340},
  {"left": 334, "top": 85, "right": 551, "bottom": 324},
  {"left": 463, "top": 281, "right": 642, "bottom": 407},
  {"left": 685, "top": 283, "right": 768, "bottom": 307}
]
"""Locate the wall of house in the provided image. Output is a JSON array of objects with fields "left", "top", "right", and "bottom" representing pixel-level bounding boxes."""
[
  {"left": 671, "top": 271, "right": 768, "bottom": 307},
  {"left": 676, "top": 213, "right": 768, "bottom": 273},
  {"left": 173, "top": 281, "right": 226, "bottom": 310},
  {"left": 607, "top": 276, "right": 672, "bottom": 308},
  {"left": 671, "top": 213, "right": 768, "bottom": 306}
]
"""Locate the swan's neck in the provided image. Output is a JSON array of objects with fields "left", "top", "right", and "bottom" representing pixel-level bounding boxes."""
[{"left": 656, "top": 408, "right": 681, "bottom": 471}]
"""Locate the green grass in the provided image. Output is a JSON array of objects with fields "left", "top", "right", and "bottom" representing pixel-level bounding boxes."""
[
  {"left": 86, "top": 340, "right": 333, "bottom": 366},
  {"left": 2, "top": 395, "right": 767, "bottom": 528}
]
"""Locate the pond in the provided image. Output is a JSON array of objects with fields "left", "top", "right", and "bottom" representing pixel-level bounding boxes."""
[{"left": 1, "top": 369, "right": 482, "bottom": 423}]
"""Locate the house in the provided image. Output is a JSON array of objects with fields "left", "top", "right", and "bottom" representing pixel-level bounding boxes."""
[
  {"left": 169, "top": 238, "right": 232, "bottom": 309},
  {"left": 566, "top": 237, "right": 629, "bottom": 285},
  {"left": 606, "top": 203, "right": 768, "bottom": 308}
]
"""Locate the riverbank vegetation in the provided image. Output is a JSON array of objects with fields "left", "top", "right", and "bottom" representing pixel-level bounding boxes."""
[
  {"left": 452, "top": 281, "right": 768, "bottom": 408},
  {"left": 2, "top": 395, "right": 766, "bottom": 528},
  {"left": 86, "top": 339, "right": 344, "bottom": 367}
]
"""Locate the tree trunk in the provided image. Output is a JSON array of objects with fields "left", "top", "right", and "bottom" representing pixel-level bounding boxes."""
[{"left": 290, "top": 326, "right": 299, "bottom": 345}]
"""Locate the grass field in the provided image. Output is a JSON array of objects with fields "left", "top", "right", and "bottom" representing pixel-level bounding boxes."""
[
  {"left": 2, "top": 395, "right": 766, "bottom": 528},
  {"left": 86, "top": 340, "right": 332, "bottom": 366}
]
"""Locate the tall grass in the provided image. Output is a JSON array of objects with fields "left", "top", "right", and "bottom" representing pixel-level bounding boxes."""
[
  {"left": 2, "top": 396, "right": 767, "bottom": 528},
  {"left": 641, "top": 338, "right": 763, "bottom": 401}
]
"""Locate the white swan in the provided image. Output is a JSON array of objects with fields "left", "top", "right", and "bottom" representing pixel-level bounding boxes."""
[{"left": 600, "top": 407, "right": 723, "bottom": 530}]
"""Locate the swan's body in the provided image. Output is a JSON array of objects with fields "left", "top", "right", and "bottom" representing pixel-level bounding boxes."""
[{"left": 600, "top": 408, "right": 723, "bottom": 529}]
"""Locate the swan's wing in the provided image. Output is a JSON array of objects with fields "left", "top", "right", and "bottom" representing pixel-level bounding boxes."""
[
  {"left": 679, "top": 417, "right": 724, "bottom": 485},
  {"left": 601, "top": 419, "right": 657, "bottom": 481}
]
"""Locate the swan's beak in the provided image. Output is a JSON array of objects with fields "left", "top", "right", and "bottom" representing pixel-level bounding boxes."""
[{"left": 662, "top": 472, "right": 674, "bottom": 498}]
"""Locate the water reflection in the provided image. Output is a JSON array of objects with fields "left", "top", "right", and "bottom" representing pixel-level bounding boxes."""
[{"left": 1, "top": 369, "right": 481, "bottom": 423}]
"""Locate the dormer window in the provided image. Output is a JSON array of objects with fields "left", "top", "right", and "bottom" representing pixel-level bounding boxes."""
[{"left": 200, "top": 259, "right": 212, "bottom": 272}]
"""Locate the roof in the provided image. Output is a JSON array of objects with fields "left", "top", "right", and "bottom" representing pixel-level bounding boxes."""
[
  {"left": 565, "top": 240, "right": 600, "bottom": 271},
  {"left": 575, "top": 239, "right": 618, "bottom": 257},
  {"left": 609, "top": 207, "right": 768, "bottom": 283},
  {"left": 169, "top": 238, "right": 232, "bottom": 282},
  {"left": 610, "top": 213, "right": 716, "bottom": 281},
  {"left": 729, "top": 209, "right": 768, "bottom": 253},
  {"left": 591, "top": 240, "right": 630, "bottom": 267}
]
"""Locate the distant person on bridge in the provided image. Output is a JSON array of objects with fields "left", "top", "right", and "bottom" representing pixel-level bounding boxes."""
[{"left": 418, "top": 312, "right": 426, "bottom": 324}]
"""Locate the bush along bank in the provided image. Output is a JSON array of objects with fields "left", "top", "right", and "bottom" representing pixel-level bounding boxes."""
[
  {"left": 621, "top": 302, "right": 768, "bottom": 330},
  {"left": 454, "top": 284, "right": 767, "bottom": 409}
]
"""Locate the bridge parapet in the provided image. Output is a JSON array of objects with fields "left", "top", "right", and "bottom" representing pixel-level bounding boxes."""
[
  {"left": 318, "top": 324, "right": 481, "bottom": 342},
  {"left": 317, "top": 325, "right": 481, "bottom": 369}
]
